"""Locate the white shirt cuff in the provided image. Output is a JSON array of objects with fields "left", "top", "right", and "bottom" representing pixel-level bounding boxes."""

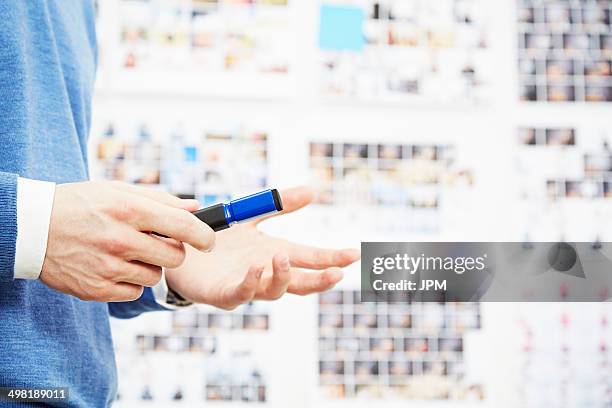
[
  {"left": 14, "top": 177, "right": 56, "bottom": 280},
  {"left": 152, "top": 269, "right": 180, "bottom": 309}
]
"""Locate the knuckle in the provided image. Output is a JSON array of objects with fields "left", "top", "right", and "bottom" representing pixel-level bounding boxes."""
[
  {"left": 221, "top": 303, "right": 238, "bottom": 311},
  {"left": 104, "top": 284, "right": 144, "bottom": 302},
  {"left": 125, "top": 286, "right": 144, "bottom": 301},
  {"left": 264, "top": 283, "right": 284, "bottom": 300},
  {"left": 106, "top": 200, "right": 135, "bottom": 222},
  {"left": 105, "top": 258, "right": 121, "bottom": 275},
  {"left": 101, "top": 258, "right": 124, "bottom": 280},
  {"left": 266, "top": 291, "right": 284, "bottom": 301},
  {"left": 144, "top": 268, "right": 163, "bottom": 286},
  {"left": 166, "top": 246, "right": 186, "bottom": 268},
  {"left": 238, "top": 287, "right": 255, "bottom": 303},
  {"left": 91, "top": 282, "right": 115, "bottom": 301},
  {"left": 75, "top": 276, "right": 109, "bottom": 301},
  {"left": 77, "top": 291, "right": 97, "bottom": 301},
  {"left": 318, "top": 274, "right": 331, "bottom": 288},
  {"left": 290, "top": 283, "right": 310, "bottom": 296},
  {"left": 295, "top": 288, "right": 310, "bottom": 296},
  {"left": 101, "top": 235, "right": 131, "bottom": 256},
  {"left": 180, "top": 212, "right": 198, "bottom": 235},
  {"left": 192, "top": 222, "right": 215, "bottom": 251}
]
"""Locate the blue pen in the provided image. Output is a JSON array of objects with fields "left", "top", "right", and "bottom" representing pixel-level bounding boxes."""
[{"left": 192, "top": 189, "right": 283, "bottom": 231}]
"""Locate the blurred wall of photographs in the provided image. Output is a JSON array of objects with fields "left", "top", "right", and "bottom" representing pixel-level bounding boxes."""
[
  {"left": 318, "top": 290, "right": 482, "bottom": 401},
  {"left": 117, "top": 0, "right": 290, "bottom": 75},
  {"left": 319, "top": 0, "right": 493, "bottom": 104},
  {"left": 518, "top": 0, "right": 612, "bottom": 102},
  {"left": 515, "top": 125, "right": 612, "bottom": 242},
  {"left": 90, "top": 0, "right": 612, "bottom": 407},
  {"left": 308, "top": 141, "right": 474, "bottom": 233},
  {"left": 93, "top": 121, "right": 268, "bottom": 205},
  {"left": 112, "top": 303, "right": 271, "bottom": 405}
]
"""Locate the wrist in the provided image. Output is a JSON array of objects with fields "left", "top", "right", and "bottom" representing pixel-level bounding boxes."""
[{"left": 163, "top": 268, "right": 191, "bottom": 303}]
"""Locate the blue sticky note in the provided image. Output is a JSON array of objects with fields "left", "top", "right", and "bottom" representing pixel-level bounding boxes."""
[
  {"left": 183, "top": 146, "right": 198, "bottom": 162},
  {"left": 319, "top": 5, "right": 365, "bottom": 52}
]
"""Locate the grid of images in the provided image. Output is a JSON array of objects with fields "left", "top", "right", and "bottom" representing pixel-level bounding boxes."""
[
  {"left": 517, "top": 0, "right": 612, "bottom": 102},
  {"left": 309, "top": 141, "right": 475, "bottom": 233},
  {"left": 518, "top": 127, "right": 576, "bottom": 146},
  {"left": 518, "top": 127, "right": 612, "bottom": 200},
  {"left": 309, "top": 141, "right": 473, "bottom": 207},
  {"left": 319, "top": 0, "right": 492, "bottom": 105},
  {"left": 93, "top": 122, "right": 268, "bottom": 205},
  {"left": 117, "top": 0, "right": 291, "bottom": 75},
  {"left": 517, "top": 303, "right": 612, "bottom": 407},
  {"left": 114, "top": 304, "right": 270, "bottom": 405},
  {"left": 318, "top": 290, "right": 483, "bottom": 400},
  {"left": 515, "top": 126, "right": 612, "bottom": 242}
]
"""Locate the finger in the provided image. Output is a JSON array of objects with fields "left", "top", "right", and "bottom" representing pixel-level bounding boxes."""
[
  {"left": 287, "top": 268, "right": 344, "bottom": 296},
  {"left": 107, "top": 282, "right": 145, "bottom": 302},
  {"left": 111, "top": 260, "right": 163, "bottom": 287},
  {"left": 124, "top": 232, "right": 187, "bottom": 269},
  {"left": 129, "top": 196, "right": 215, "bottom": 252},
  {"left": 252, "top": 186, "right": 314, "bottom": 225},
  {"left": 224, "top": 265, "right": 264, "bottom": 308},
  {"left": 288, "top": 246, "right": 360, "bottom": 270},
  {"left": 111, "top": 182, "right": 200, "bottom": 212},
  {"left": 259, "top": 253, "right": 291, "bottom": 300}
]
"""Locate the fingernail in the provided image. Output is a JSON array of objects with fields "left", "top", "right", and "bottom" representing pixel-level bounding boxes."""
[{"left": 255, "top": 267, "right": 264, "bottom": 279}]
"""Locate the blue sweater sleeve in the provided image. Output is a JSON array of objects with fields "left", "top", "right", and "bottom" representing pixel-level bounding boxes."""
[
  {"left": 0, "top": 171, "right": 18, "bottom": 282},
  {"left": 108, "top": 286, "right": 171, "bottom": 319}
]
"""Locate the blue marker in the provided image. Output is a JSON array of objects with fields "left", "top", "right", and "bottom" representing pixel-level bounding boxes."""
[{"left": 193, "top": 189, "right": 283, "bottom": 231}]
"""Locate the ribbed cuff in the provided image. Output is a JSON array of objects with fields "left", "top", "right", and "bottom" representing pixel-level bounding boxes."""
[{"left": 0, "top": 172, "right": 18, "bottom": 281}]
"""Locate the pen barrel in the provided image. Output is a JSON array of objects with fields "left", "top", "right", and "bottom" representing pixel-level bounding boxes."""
[
  {"left": 192, "top": 204, "right": 230, "bottom": 232},
  {"left": 191, "top": 189, "right": 283, "bottom": 231},
  {"left": 226, "top": 189, "right": 282, "bottom": 224}
]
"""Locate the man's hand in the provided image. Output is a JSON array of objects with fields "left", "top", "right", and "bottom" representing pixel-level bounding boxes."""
[
  {"left": 40, "top": 181, "right": 215, "bottom": 302},
  {"left": 165, "top": 187, "right": 360, "bottom": 310}
]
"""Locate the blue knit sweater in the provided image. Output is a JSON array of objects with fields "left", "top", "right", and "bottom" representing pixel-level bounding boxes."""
[{"left": 0, "top": 2, "right": 167, "bottom": 407}]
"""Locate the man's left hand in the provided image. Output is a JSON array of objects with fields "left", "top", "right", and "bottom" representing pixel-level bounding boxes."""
[{"left": 164, "top": 187, "right": 360, "bottom": 310}]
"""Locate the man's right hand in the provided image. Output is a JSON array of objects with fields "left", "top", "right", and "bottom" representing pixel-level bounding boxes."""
[{"left": 40, "top": 181, "right": 215, "bottom": 302}]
